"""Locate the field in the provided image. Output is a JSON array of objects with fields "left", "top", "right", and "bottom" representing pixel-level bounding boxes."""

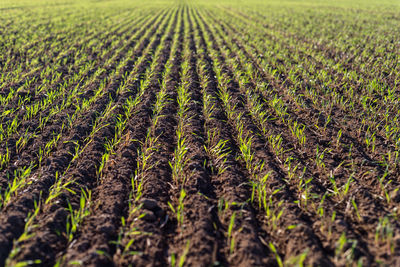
[{"left": 0, "top": 0, "right": 400, "bottom": 266}]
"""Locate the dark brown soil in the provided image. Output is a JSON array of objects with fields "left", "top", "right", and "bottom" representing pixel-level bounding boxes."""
[{"left": 0, "top": 3, "right": 399, "bottom": 267}]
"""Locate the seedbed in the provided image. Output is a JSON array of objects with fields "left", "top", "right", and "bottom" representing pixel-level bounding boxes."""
[{"left": 1, "top": 0, "right": 399, "bottom": 266}]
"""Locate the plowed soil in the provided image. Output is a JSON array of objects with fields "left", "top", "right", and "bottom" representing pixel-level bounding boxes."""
[{"left": 0, "top": 0, "right": 400, "bottom": 266}]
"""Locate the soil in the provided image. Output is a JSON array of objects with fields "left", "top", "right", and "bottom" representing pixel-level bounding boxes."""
[{"left": 0, "top": 3, "right": 399, "bottom": 267}]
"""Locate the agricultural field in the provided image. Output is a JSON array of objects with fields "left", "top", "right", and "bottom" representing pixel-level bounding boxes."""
[{"left": 0, "top": 0, "right": 400, "bottom": 266}]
